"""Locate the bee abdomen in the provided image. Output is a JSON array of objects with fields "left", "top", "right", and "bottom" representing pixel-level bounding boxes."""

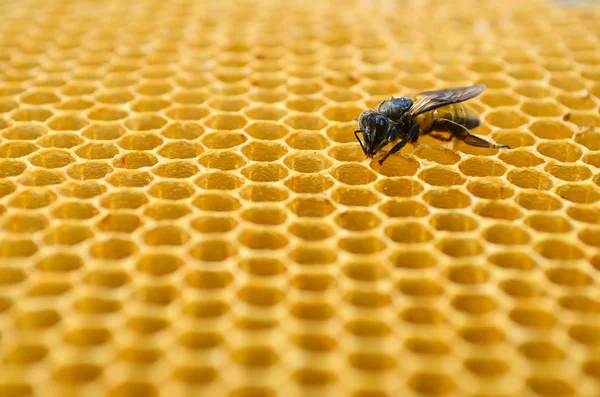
[{"left": 435, "top": 104, "right": 480, "bottom": 130}]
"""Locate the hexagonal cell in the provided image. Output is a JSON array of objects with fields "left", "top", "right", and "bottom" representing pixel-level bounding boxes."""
[
  {"left": 57, "top": 181, "right": 106, "bottom": 199},
  {"left": 374, "top": 178, "right": 424, "bottom": 197},
  {"left": 515, "top": 191, "right": 562, "bottom": 211},
  {"left": 557, "top": 183, "right": 600, "bottom": 204},
  {"left": 142, "top": 225, "right": 190, "bottom": 247},
  {"left": 17, "top": 169, "right": 64, "bottom": 186},
  {"left": 569, "top": 324, "right": 600, "bottom": 346},
  {"left": 11, "top": 108, "right": 54, "bottom": 122},
  {"left": 491, "top": 129, "right": 536, "bottom": 148},
  {"left": 479, "top": 91, "right": 520, "bottom": 107},
  {"left": 330, "top": 164, "right": 377, "bottom": 185},
  {"left": 198, "top": 150, "right": 246, "bottom": 170},
  {"left": 557, "top": 93, "right": 597, "bottom": 110},
  {"left": 195, "top": 171, "right": 244, "bottom": 191},
  {"left": 286, "top": 221, "right": 333, "bottom": 242},
  {"left": 203, "top": 113, "right": 247, "bottom": 130},
  {"left": 144, "top": 203, "right": 190, "bottom": 220},
  {"left": 578, "top": 228, "right": 600, "bottom": 248},
  {"left": 325, "top": 122, "right": 356, "bottom": 144},
  {"left": 245, "top": 121, "right": 288, "bottom": 140},
  {"left": 451, "top": 293, "right": 497, "bottom": 316},
  {"left": 192, "top": 193, "right": 241, "bottom": 212},
  {"left": 239, "top": 229, "right": 289, "bottom": 250},
  {"left": 152, "top": 161, "right": 198, "bottom": 179},
  {"left": 285, "top": 97, "right": 327, "bottom": 112},
  {"left": 283, "top": 114, "right": 328, "bottom": 130},
  {"left": 483, "top": 224, "right": 531, "bottom": 246},
  {"left": 529, "top": 119, "right": 574, "bottom": 140},
  {"left": 326, "top": 189, "right": 376, "bottom": 210},
  {"left": 16, "top": 308, "right": 60, "bottom": 329},
  {"left": 327, "top": 143, "right": 364, "bottom": 162},
  {"left": 423, "top": 188, "right": 471, "bottom": 209},
  {"left": 521, "top": 100, "right": 565, "bottom": 117},
  {"left": 385, "top": 221, "right": 433, "bottom": 243},
  {"left": 8, "top": 188, "right": 57, "bottom": 209},
  {"left": 95, "top": 89, "right": 135, "bottom": 105},
  {"left": 322, "top": 103, "right": 363, "bottom": 122},
  {"left": 379, "top": 199, "right": 428, "bottom": 218},
  {"left": 245, "top": 105, "right": 286, "bottom": 121},
  {"left": 43, "top": 224, "right": 93, "bottom": 246},
  {"left": 0, "top": 160, "right": 27, "bottom": 178},
  {"left": 118, "top": 133, "right": 163, "bottom": 151},
  {"left": 284, "top": 174, "right": 334, "bottom": 193},
  {"left": 437, "top": 237, "right": 483, "bottom": 259},
  {"left": 51, "top": 201, "right": 99, "bottom": 220},
  {"left": 87, "top": 107, "right": 129, "bottom": 121},
  {"left": 535, "top": 239, "right": 585, "bottom": 260},
  {"left": 575, "top": 129, "right": 600, "bottom": 152},
  {"left": 125, "top": 114, "right": 168, "bottom": 131},
  {"left": 130, "top": 98, "right": 172, "bottom": 113},
  {"left": 208, "top": 97, "right": 249, "bottom": 111},
  {"left": 290, "top": 300, "right": 335, "bottom": 323},
  {"left": 0, "top": 141, "right": 39, "bottom": 158},
  {"left": 370, "top": 154, "right": 420, "bottom": 177},
  {"left": 75, "top": 143, "right": 119, "bottom": 160},
  {"left": 82, "top": 123, "right": 126, "bottom": 140},
  {"left": 100, "top": 190, "right": 149, "bottom": 209},
  {"left": 550, "top": 74, "right": 587, "bottom": 91},
  {"left": 166, "top": 106, "right": 209, "bottom": 121},
  {"left": 284, "top": 152, "right": 332, "bottom": 174},
  {"left": 239, "top": 163, "right": 287, "bottom": 182},
  {"left": 239, "top": 183, "right": 289, "bottom": 202},
  {"left": 485, "top": 109, "right": 529, "bottom": 128},
  {"left": 507, "top": 169, "right": 553, "bottom": 190},
  {"left": 458, "top": 157, "right": 507, "bottom": 177},
  {"left": 430, "top": 213, "right": 478, "bottom": 232},
  {"left": 106, "top": 170, "right": 153, "bottom": 187},
  {"left": 95, "top": 212, "right": 142, "bottom": 233},
  {"left": 29, "top": 149, "right": 74, "bottom": 169},
  {"left": 467, "top": 177, "right": 514, "bottom": 200},
  {"left": 546, "top": 267, "right": 593, "bottom": 287},
  {"left": 537, "top": 141, "right": 582, "bottom": 163},
  {"left": 499, "top": 149, "right": 545, "bottom": 168},
  {"left": 47, "top": 113, "right": 89, "bottom": 131},
  {"left": 567, "top": 205, "right": 600, "bottom": 225},
  {"left": 525, "top": 214, "right": 572, "bottom": 233},
  {"left": 413, "top": 146, "right": 461, "bottom": 165},
  {"left": 241, "top": 141, "right": 287, "bottom": 162},
  {"left": 285, "top": 131, "right": 330, "bottom": 150},
  {"left": 112, "top": 152, "right": 157, "bottom": 170},
  {"left": 161, "top": 121, "right": 204, "bottom": 140},
  {"left": 527, "top": 378, "right": 575, "bottom": 397},
  {"left": 136, "top": 82, "right": 173, "bottom": 95},
  {"left": 3, "top": 213, "right": 48, "bottom": 233},
  {"left": 189, "top": 239, "right": 237, "bottom": 262},
  {"left": 418, "top": 167, "right": 465, "bottom": 186},
  {"left": 334, "top": 210, "right": 381, "bottom": 232},
  {"left": 158, "top": 141, "right": 203, "bottom": 159}
]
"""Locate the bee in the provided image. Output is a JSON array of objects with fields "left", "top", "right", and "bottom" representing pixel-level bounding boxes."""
[{"left": 355, "top": 84, "right": 510, "bottom": 164}]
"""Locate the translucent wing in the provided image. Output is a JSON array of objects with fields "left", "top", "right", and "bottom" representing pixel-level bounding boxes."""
[{"left": 408, "top": 84, "right": 485, "bottom": 116}]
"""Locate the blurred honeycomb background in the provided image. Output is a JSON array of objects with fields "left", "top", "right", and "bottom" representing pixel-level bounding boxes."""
[{"left": 1, "top": 0, "right": 600, "bottom": 396}]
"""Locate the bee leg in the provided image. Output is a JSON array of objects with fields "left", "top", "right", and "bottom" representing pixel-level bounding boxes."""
[
  {"left": 378, "top": 124, "right": 419, "bottom": 165},
  {"left": 378, "top": 139, "right": 408, "bottom": 165},
  {"left": 438, "top": 118, "right": 511, "bottom": 149},
  {"left": 354, "top": 130, "right": 367, "bottom": 155}
]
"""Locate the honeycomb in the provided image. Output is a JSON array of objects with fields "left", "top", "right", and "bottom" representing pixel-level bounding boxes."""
[{"left": 1, "top": 0, "right": 600, "bottom": 395}]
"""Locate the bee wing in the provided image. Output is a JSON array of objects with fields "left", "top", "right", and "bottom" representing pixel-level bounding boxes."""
[{"left": 408, "top": 84, "right": 485, "bottom": 116}]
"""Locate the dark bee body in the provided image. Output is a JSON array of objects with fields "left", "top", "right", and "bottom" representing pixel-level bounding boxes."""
[{"left": 355, "top": 84, "right": 510, "bottom": 164}]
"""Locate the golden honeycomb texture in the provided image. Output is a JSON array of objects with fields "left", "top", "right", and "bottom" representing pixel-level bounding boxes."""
[{"left": 0, "top": 0, "right": 600, "bottom": 396}]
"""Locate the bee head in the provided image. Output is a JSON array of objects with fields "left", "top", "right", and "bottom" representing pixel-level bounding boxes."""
[{"left": 357, "top": 110, "right": 389, "bottom": 157}]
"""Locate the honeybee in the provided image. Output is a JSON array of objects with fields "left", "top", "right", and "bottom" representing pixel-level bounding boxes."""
[{"left": 355, "top": 84, "right": 510, "bottom": 164}]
